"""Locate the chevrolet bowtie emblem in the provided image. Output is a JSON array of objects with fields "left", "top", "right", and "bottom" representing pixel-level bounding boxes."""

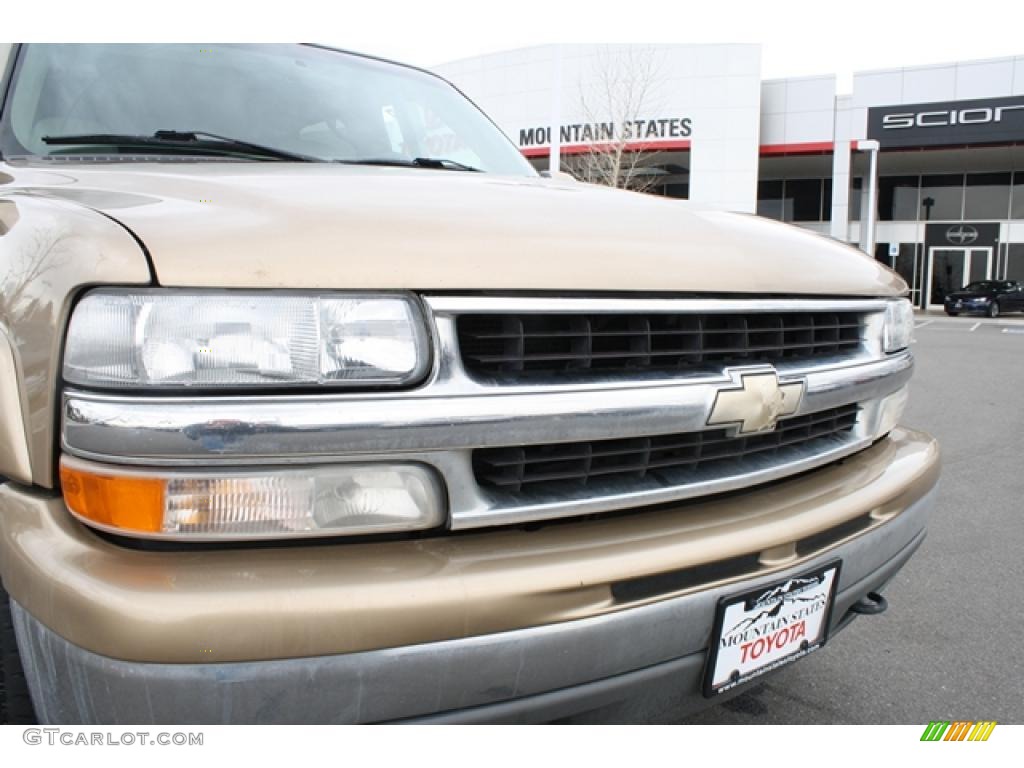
[{"left": 707, "top": 369, "right": 805, "bottom": 434}]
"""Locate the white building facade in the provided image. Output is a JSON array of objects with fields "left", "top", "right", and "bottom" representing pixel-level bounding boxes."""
[{"left": 434, "top": 45, "right": 1024, "bottom": 309}]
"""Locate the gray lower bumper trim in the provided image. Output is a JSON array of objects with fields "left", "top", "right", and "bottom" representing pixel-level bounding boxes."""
[
  {"left": 409, "top": 527, "right": 926, "bottom": 723},
  {"left": 13, "top": 492, "right": 930, "bottom": 725}
]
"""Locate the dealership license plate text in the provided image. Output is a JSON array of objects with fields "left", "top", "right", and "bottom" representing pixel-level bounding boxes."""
[{"left": 706, "top": 563, "right": 840, "bottom": 695}]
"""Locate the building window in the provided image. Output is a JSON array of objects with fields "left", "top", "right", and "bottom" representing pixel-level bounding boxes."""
[
  {"left": 1007, "top": 244, "right": 1024, "bottom": 280},
  {"left": 894, "top": 244, "right": 917, "bottom": 287},
  {"left": 757, "top": 179, "right": 830, "bottom": 223},
  {"left": 878, "top": 176, "right": 919, "bottom": 221},
  {"left": 919, "top": 174, "right": 964, "bottom": 221},
  {"left": 1013, "top": 173, "right": 1024, "bottom": 220},
  {"left": 875, "top": 173, "right": 1018, "bottom": 223},
  {"left": 757, "top": 180, "right": 784, "bottom": 220},
  {"left": 850, "top": 178, "right": 863, "bottom": 222},
  {"left": 786, "top": 179, "right": 823, "bottom": 222},
  {"left": 964, "top": 173, "right": 1011, "bottom": 220},
  {"left": 661, "top": 183, "right": 689, "bottom": 199}
]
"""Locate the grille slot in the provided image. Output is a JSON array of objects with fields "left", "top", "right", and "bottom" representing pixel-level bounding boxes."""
[
  {"left": 473, "top": 404, "right": 859, "bottom": 496},
  {"left": 457, "top": 311, "right": 864, "bottom": 380}
]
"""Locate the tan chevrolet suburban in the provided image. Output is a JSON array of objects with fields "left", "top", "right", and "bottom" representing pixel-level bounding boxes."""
[{"left": 0, "top": 43, "right": 938, "bottom": 724}]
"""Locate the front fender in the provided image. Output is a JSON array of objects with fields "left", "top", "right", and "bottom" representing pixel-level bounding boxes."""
[{"left": 0, "top": 191, "right": 151, "bottom": 487}]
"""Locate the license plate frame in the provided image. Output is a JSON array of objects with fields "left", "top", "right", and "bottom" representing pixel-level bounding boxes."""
[{"left": 703, "top": 560, "right": 842, "bottom": 697}]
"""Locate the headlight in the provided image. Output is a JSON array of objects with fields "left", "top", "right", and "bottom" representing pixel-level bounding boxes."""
[
  {"left": 63, "top": 290, "right": 430, "bottom": 389},
  {"left": 60, "top": 457, "right": 444, "bottom": 539},
  {"left": 882, "top": 298, "right": 914, "bottom": 353}
]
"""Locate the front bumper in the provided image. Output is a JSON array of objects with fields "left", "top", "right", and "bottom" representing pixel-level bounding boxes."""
[
  {"left": 944, "top": 299, "right": 988, "bottom": 314},
  {"left": 0, "top": 427, "right": 938, "bottom": 724}
]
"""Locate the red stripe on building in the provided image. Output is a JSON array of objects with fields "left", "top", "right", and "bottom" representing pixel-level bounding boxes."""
[
  {"left": 520, "top": 139, "right": 692, "bottom": 158},
  {"left": 758, "top": 142, "right": 835, "bottom": 156},
  {"left": 522, "top": 140, "right": 837, "bottom": 158}
]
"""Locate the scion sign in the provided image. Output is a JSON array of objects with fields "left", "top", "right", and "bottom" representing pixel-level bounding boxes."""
[{"left": 868, "top": 95, "right": 1024, "bottom": 148}]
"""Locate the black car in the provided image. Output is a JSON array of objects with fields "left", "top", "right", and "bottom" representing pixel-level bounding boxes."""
[{"left": 944, "top": 280, "right": 1024, "bottom": 317}]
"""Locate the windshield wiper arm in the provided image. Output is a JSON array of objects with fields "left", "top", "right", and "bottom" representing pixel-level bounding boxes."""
[
  {"left": 41, "top": 131, "right": 316, "bottom": 162},
  {"left": 337, "top": 156, "right": 482, "bottom": 172},
  {"left": 412, "top": 157, "right": 481, "bottom": 172}
]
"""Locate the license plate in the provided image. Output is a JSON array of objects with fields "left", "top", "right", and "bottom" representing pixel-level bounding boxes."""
[{"left": 703, "top": 561, "right": 841, "bottom": 697}]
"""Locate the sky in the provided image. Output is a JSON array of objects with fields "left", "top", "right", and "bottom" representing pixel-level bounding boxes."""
[{"left": 8, "top": 0, "right": 1024, "bottom": 92}]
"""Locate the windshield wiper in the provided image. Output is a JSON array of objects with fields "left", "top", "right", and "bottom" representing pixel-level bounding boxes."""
[
  {"left": 338, "top": 157, "right": 482, "bottom": 172},
  {"left": 41, "top": 131, "right": 316, "bottom": 162}
]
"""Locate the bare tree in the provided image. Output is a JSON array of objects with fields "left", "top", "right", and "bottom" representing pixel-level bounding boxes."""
[{"left": 569, "top": 46, "right": 665, "bottom": 192}]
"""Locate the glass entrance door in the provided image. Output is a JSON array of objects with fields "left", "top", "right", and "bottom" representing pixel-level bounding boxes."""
[
  {"left": 928, "top": 247, "right": 993, "bottom": 308},
  {"left": 892, "top": 248, "right": 922, "bottom": 308}
]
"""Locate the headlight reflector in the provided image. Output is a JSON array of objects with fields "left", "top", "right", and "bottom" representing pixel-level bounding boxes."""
[
  {"left": 60, "top": 458, "right": 444, "bottom": 539},
  {"left": 882, "top": 298, "right": 914, "bottom": 353},
  {"left": 63, "top": 291, "right": 429, "bottom": 389}
]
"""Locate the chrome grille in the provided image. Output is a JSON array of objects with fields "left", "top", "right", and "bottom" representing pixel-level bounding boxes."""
[
  {"left": 61, "top": 295, "right": 910, "bottom": 531},
  {"left": 474, "top": 404, "right": 859, "bottom": 497},
  {"left": 457, "top": 311, "right": 865, "bottom": 380}
]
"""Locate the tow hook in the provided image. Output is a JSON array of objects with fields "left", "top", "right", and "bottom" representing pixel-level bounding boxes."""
[{"left": 850, "top": 591, "right": 888, "bottom": 615}]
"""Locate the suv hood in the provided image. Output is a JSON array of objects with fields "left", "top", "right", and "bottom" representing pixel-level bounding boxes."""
[{"left": 7, "top": 163, "right": 904, "bottom": 296}]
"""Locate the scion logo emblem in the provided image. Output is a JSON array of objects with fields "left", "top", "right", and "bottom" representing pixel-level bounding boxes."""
[
  {"left": 707, "top": 368, "right": 805, "bottom": 435},
  {"left": 946, "top": 224, "right": 979, "bottom": 245}
]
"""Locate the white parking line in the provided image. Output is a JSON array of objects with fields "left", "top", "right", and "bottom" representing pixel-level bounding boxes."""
[
  {"left": 920, "top": 321, "right": 976, "bottom": 331},
  {"left": 913, "top": 316, "right": 1024, "bottom": 333}
]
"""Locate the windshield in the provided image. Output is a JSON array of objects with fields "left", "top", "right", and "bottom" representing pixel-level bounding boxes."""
[
  {"left": 0, "top": 44, "right": 535, "bottom": 175},
  {"left": 962, "top": 282, "right": 1003, "bottom": 292}
]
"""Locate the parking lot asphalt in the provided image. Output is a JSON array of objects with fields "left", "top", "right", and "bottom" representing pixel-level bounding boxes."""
[
  {"left": 675, "top": 313, "right": 1024, "bottom": 724},
  {"left": 572, "top": 313, "right": 1024, "bottom": 724}
]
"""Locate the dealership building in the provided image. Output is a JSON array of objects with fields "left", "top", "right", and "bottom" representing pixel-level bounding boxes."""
[{"left": 434, "top": 45, "right": 1024, "bottom": 309}]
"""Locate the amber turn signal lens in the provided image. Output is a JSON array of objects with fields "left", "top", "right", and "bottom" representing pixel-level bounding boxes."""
[
  {"left": 59, "top": 457, "right": 444, "bottom": 540},
  {"left": 60, "top": 463, "right": 165, "bottom": 534}
]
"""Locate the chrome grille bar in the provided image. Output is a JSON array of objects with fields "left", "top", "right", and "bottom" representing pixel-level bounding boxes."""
[{"left": 62, "top": 354, "right": 909, "bottom": 462}]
